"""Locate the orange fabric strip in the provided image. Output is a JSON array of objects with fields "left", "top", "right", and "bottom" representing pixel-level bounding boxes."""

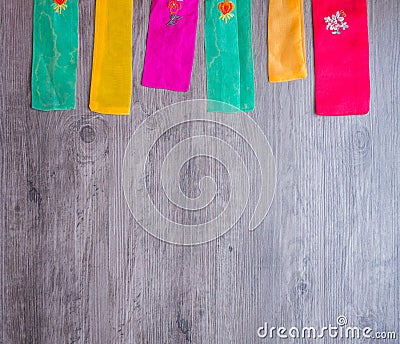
[{"left": 268, "top": 0, "right": 307, "bottom": 82}]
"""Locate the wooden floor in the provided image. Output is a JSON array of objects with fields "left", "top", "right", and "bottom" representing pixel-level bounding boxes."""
[{"left": 1, "top": 0, "right": 399, "bottom": 343}]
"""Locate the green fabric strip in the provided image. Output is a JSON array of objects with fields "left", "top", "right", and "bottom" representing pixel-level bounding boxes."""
[
  {"left": 205, "top": 0, "right": 254, "bottom": 113},
  {"left": 32, "top": 0, "right": 79, "bottom": 111},
  {"left": 236, "top": 0, "right": 254, "bottom": 111}
]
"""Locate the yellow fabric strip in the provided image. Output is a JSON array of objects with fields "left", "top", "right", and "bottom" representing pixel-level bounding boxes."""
[
  {"left": 89, "top": 0, "right": 133, "bottom": 115},
  {"left": 268, "top": 0, "right": 307, "bottom": 82}
]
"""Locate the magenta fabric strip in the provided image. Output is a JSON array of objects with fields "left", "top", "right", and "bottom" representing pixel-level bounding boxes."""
[{"left": 142, "top": 0, "right": 200, "bottom": 92}]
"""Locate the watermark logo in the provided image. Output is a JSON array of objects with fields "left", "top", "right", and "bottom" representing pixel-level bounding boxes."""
[
  {"left": 257, "top": 315, "right": 397, "bottom": 340},
  {"left": 122, "top": 100, "right": 276, "bottom": 245}
]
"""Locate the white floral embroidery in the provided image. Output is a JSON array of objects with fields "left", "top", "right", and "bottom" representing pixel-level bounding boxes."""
[{"left": 324, "top": 10, "right": 349, "bottom": 35}]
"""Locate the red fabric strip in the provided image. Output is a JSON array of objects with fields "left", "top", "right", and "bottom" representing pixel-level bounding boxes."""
[{"left": 312, "top": 1, "right": 370, "bottom": 116}]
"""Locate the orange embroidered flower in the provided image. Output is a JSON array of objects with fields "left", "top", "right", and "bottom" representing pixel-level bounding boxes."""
[
  {"left": 168, "top": 0, "right": 182, "bottom": 15},
  {"left": 52, "top": 0, "right": 68, "bottom": 14},
  {"left": 218, "top": 0, "right": 235, "bottom": 23}
]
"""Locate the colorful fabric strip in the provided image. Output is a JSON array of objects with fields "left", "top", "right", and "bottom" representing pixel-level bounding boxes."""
[
  {"left": 89, "top": 0, "right": 133, "bottom": 115},
  {"left": 32, "top": 0, "right": 79, "bottom": 111},
  {"left": 268, "top": 0, "right": 307, "bottom": 82},
  {"left": 312, "top": 0, "right": 370, "bottom": 115},
  {"left": 205, "top": 0, "right": 255, "bottom": 112},
  {"left": 142, "top": 0, "right": 200, "bottom": 92}
]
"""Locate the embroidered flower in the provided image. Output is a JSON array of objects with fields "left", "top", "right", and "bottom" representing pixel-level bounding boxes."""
[
  {"left": 218, "top": 0, "right": 235, "bottom": 24},
  {"left": 167, "top": 0, "right": 183, "bottom": 26},
  {"left": 52, "top": 0, "right": 68, "bottom": 14},
  {"left": 324, "top": 10, "right": 349, "bottom": 35},
  {"left": 168, "top": 0, "right": 182, "bottom": 15}
]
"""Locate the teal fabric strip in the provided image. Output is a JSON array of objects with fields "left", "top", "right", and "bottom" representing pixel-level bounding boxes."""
[
  {"left": 236, "top": 0, "right": 254, "bottom": 112},
  {"left": 205, "top": 0, "right": 254, "bottom": 113},
  {"left": 32, "top": 0, "right": 79, "bottom": 111}
]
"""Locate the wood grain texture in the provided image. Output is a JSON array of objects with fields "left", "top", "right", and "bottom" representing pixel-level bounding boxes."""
[{"left": 1, "top": 0, "right": 399, "bottom": 343}]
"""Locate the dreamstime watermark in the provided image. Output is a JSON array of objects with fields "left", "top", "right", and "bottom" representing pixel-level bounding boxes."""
[
  {"left": 122, "top": 99, "right": 276, "bottom": 245},
  {"left": 257, "top": 315, "right": 397, "bottom": 340}
]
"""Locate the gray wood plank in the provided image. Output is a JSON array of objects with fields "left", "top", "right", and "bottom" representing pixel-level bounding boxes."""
[{"left": 1, "top": 0, "right": 399, "bottom": 343}]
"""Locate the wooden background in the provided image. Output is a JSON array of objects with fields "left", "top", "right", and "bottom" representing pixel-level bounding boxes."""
[{"left": 1, "top": 0, "right": 399, "bottom": 343}]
